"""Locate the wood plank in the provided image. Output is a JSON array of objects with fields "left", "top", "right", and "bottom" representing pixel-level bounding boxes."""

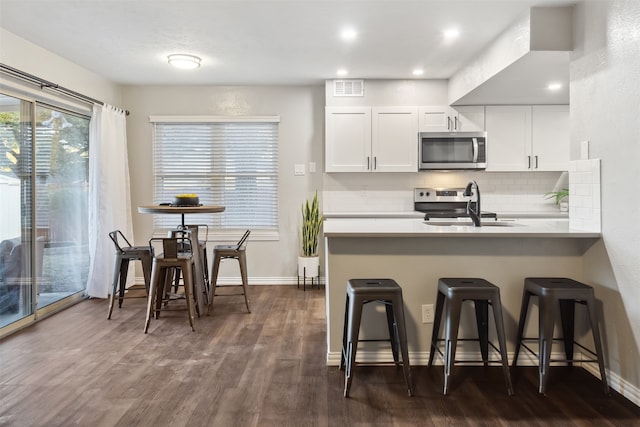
[{"left": 1, "top": 286, "right": 639, "bottom": 426}]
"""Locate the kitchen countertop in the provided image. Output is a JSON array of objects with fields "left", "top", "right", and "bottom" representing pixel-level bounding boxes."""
[{"left": 323, "top": 217, "right": 599, "bottom": 238}]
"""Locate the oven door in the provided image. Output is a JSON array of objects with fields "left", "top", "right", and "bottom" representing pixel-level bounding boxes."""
[{"left": 419, "top": 132, "right": 486, "bottom": 170}]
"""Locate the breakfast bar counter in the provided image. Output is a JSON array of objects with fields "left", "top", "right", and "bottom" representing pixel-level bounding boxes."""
[
  {"left": 322, "top": 217, "right": 602, "bottom": 366},
  {"left": 323, "top": 217, "right": 599, "bottom": 238}
]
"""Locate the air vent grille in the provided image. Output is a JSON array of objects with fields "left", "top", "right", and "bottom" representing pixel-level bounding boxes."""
[{"left": 333, "top": 79, "right": 364, "bottom": 97}]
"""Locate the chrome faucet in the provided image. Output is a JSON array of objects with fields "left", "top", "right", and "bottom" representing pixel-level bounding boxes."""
[{"left": 463, "top": 180, "right": 481, "bottom": 227}]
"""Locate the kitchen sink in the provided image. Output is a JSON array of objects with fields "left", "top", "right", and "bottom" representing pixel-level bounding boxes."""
[{"left": 424, "top": 220, "right": 519, "bottom": 227}]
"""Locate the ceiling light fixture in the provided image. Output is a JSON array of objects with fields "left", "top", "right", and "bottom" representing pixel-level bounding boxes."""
[
  {"left": 443, "top": 28, "right": 460, "bottom": 40},
  {"left": 340, "top": 28, "right": 358, "bottom": 41},
  {"left": 547, "top": 82, "right": 563, "bottom": 91},
  {"left": 337, "top": 69, "right": 349, "bottom": 76},
  {"left": 168, "top": 54, "right": 201, "bottom": 70},
  {"left": 412, "top": 69, "right": 424, "bottom": 76}
]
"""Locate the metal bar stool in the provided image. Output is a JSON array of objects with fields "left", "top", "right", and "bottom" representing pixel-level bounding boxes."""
[
  {"left": 512, "top": 277, "right": 609, "bottom": 395},
  {"left": 144, "top": 230, "right": 197, "bottom": 333},
  {"left": 177, "top": 224, "right": 209, "bottom": 316},
  {"left": 428, "top": 278, "right": 513, "bottom": 395},
  {"left": 209, "top": 230, "right": 251, "bottom": 315},
  {"left": 107, "top": 230, "right": 152, "bottom": 319},
  {"left": 339, "top": 278, "right": 413, "bottom": 398}
]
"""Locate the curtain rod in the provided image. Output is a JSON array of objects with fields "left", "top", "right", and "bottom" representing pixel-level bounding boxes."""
[{"left": 0, "top": 63, "right": 130, "bottom": 116}]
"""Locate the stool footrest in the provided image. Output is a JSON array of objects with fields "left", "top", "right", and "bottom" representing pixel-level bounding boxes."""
[
  {"left": 431, "top": 339, "right": 503, "bottom": 362},
  {"left": 518, "top": 338, "right": 601, "bottom": 364}
]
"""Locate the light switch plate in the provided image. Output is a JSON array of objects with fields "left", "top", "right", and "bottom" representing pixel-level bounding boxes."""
[{"left": 294, "top": 164, "right": 305, "bottom": 175}]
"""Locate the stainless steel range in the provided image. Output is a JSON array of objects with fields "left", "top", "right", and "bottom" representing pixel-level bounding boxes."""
[{"left": 414, "top": 187, "right": 497, "bottom": 221}]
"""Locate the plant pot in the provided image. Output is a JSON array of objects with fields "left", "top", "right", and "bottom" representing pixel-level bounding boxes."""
[
  {"left": 559, "top": 201, "right": 569, "bottom": 212},
  {"left": 298, "top": 256, "right": 319, "bottom": 278}
]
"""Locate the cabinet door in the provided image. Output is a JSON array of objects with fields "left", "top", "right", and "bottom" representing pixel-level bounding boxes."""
[
  {"left": 453, "top": 105, "right": 485, "bottom": 132},
  {"left": 325, "top": 107, "right": 371, "bottom": 172},
  {"left": 418, "top": 106, "right": 452, "bottom": 132},
  {"left": 485, "top": 106, "right": 532, "bottom": 171},
  {"left": 372, "top": 107, "right": 418, "bottom": 172},
  {"left": 532, "top": 105, "right": 569, "bottom": 171}
]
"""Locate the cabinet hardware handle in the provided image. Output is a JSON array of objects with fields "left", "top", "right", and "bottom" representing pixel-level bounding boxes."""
[
  {"left": 447, "top": 116, "right": 451, "bottom": 130},
  {"left": 527, "top": 155, "right": 532, "bottom": 169},
  {"left": 367, "top": 156, "right": 370, "bottom": 170},
  {"left": 535, "top": 155, "right": 539, "bottom": 169},
  {"left": 374, "top": 156, "right": 377, "bottom": 170},
  {"left": 454, "top": 116, "right": 458, "bottom": 131}
]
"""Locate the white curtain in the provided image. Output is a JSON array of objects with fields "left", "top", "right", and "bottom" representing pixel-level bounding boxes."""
[{"left": 86, "top": 104, "right": 133, "bottom": 298}]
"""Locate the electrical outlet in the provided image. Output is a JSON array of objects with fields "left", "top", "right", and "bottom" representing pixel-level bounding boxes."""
[{"left": 422, "top": 304, "right": 434, "bottom": 323}]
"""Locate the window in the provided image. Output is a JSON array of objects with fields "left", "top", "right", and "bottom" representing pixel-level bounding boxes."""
[{"left": 150, "top": 116, "right": 279, "bottom": 237}]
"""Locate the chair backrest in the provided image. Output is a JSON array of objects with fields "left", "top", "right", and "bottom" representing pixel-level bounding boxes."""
[
  {"left": 236, "top": 229, "right": 251, "bottom": 249},
  {"left": 109, "top": 230, "right": 132, "bottom": 252},
  {"left": 149, "top": 237, "right": 185, "bottom": 259}
]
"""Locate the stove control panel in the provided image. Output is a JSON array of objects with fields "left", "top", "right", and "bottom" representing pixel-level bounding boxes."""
[{"left": 414, "top": 188, "right": 471, "bottom": 203}]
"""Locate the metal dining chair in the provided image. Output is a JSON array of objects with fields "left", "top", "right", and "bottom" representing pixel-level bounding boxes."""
[
  {"left": 144, "top": 230, "right": 197, "bottom": 332},
  {"left": 209, "top": 230, "right": 251, "bottom": 314},
  {"left": 107, "top": 230, "right": 152, "bottom": 319}
]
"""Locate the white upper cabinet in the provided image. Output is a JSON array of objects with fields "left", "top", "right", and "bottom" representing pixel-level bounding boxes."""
[
  {"left": 418, "top": 105, "right": 485, "bottom": 132},
  {"left": 325, "top": 107, "right": 371, "bottom": 172},
  {"left": 371, "top": 107, "right": 419, "bottom": 172},
  {"left": 325, "top": 106, "right": 418, "bottom": 173},
  {"left": 485, "top": 106, "right": 532, "bottom": 171},
  {"left": 485, "top": 105, "right": 569, "bottom": 172},
  {"left": 531, "top": 105, "right": 570, "bottom": 171}
]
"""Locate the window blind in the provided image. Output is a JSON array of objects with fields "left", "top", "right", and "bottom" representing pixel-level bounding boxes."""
[{"left": 151, "top": 119, "right": 279, "bottom": 234}]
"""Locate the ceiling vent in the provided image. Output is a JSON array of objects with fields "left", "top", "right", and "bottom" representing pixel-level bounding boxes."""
[{"left": 333, "top": 79, "right": 364, "bottom": 97}]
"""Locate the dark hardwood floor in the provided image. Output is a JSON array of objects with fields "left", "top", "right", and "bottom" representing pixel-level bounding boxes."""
[{"left": 1, "top": 285, "right": 639, "bottom": 426}]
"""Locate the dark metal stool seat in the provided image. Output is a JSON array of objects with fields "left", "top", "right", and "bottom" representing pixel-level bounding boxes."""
[
  {"left": 428, "top": 278, "right": 513, "bottom": 395},
  {"left": 209, "top": 230, "right": 251, "bottom": 315},
  {"left": 107, "top": 230, "right": 152, "bottom": 319},
  {"left": 512, "top": 277, "right": 609, "bottom": 395},
  {"left": 339, "top": 278, "right": 413, "bottom": 398}
]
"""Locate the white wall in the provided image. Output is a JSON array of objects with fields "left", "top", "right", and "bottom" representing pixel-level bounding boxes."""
[
  {"left": 571, "top": 0, "right": 640, "bottom": 393},
  {"left": 0, "top": 29, "right": 121, "bottom": 107},
  {"left": 122, "top": 85, "right": 325, "bottom": 282}
]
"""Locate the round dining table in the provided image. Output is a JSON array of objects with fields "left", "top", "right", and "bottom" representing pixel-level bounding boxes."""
[
  {"left": 138, "top": 204, "right": 225, "bottom": 316},
  {"left": 137, "top": 205, "right": 225, "bottom": 226}
]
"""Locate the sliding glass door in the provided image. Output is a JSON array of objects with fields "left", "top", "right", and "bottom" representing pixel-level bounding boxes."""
[{"left": 0, "top": 93, "right": 89, "bottom": 333}]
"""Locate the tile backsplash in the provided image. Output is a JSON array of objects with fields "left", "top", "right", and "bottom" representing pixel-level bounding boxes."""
[
  {"left": 569, "top": 159, "right": 601, "bottom": 231},
  {"left": 323, "top": 171, "right": 564, "bottom": 214}
]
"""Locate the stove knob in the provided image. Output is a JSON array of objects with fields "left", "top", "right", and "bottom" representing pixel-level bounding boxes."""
[
  {"left": 426, "top": 192, "right": 430, "bottom": 197},
  {"left": 419, "top": 192, "right": 424, "bottom": 197}
]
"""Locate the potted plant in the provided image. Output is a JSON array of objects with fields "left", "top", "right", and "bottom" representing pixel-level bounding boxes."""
[
  {"left": 545, "top": 188, "right": 569, "bottom": 212},
  {"left": 298, "top": 191, "right": 323, "bottom": 278}
]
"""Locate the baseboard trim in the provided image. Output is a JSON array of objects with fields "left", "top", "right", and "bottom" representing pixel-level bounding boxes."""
[{"left": 327, "top": 349, "right": 640, "bottom": 407}]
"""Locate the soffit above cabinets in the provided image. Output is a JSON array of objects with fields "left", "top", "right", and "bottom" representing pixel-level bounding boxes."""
[
  {"left": 449, "top": 6, "right": 573, "bottom": 106},
  {"left": 454, "top": 51, "right": 570, "bottom": 105}
]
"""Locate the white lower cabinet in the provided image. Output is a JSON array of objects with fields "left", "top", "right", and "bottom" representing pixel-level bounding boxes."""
[
  {"left": 485, "top": 105, "right": 569, "bottom": 171},
  {"left": 325, "top": 106, "right": 418, "bottom": 172}
]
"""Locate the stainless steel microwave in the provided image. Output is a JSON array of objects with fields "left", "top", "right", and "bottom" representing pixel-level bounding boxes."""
[{"left": 418, "top": 131, "right": 487, "bottom": 170}]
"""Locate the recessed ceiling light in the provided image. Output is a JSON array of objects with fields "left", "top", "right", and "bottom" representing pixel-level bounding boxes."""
[
  {"left": 337, "top": 69, "right": 349, "bottom": 76},
  {"left": 443, "top": 28, "right": 460, "bottom": 40},
  {"left": 547, "top": 82, "right": 563, "bottom": 91},
  {"left": 412, "top": 69, "right": 424, "bottom": 76},
  {"left": 168, "top": 54, "right": 201, "bottom": 70},
  {"left": 340, "top": 28, "right": 358, "bottom": 41}
]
